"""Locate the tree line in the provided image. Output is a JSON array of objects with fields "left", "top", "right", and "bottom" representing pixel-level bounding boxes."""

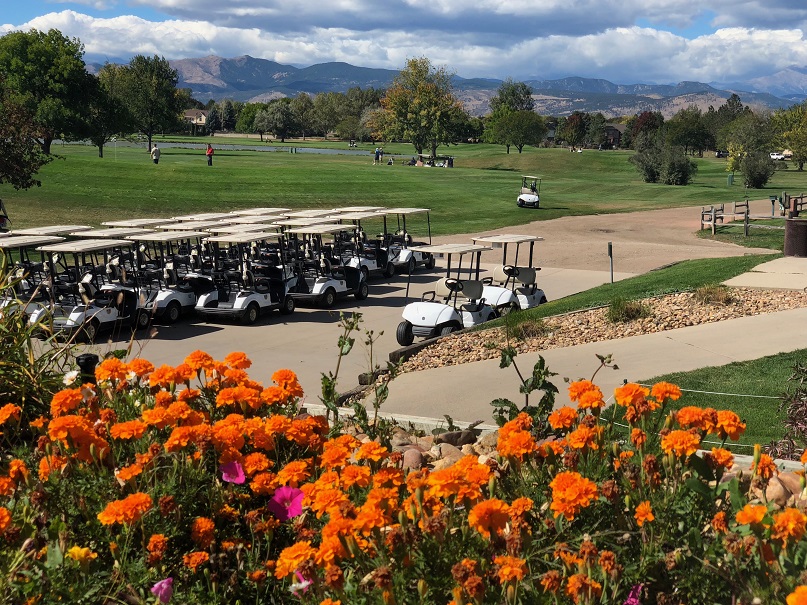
[{"left": 3, "top": 28, "right": 807, "bottom": 191}]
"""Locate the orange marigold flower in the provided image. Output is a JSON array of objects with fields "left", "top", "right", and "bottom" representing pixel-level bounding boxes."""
[
  {"left": 272, "top": 369, "right": 304, "bottom": 399},
  {"left": 614, "top": 383, "right": 649, "bottom": 407},
  {"left": 567, "top": 425, "right": 600, "bottom": 450},
  {"left": 149, "top": 365, "right": 178, "bottom": 389},
  {"left": 260, "top": 385, "right": 286, "bottom": 406},
  {"left": 243, "top": 452, "right": 272, "bottom": 476},
  {"left": 651, "top": 382, "right": 681, "bottom": 402},
  {"left": 0, "top": 477, "right": 13, "bottom": 496},
  {"left": 50, "top": 389, "right": 84, "bottom": 417},
  {"left": 566, "top": 574, "right": 602, "bottom": 604},
  {"left": 634, "top": 501, "right": 654, "bottom": 527},
  {"left": 498, "top": 429, "right": 539, "bottom": 460},
  {"left": 676, "top": 406, "right": 706, "bottom": 429},
  {"left": 468, "top": 499, "right": 510, "bottom": 539},
  {"left": 568, "top": 380, "right": 599, "bottom": 403},
  {"left": 549, "top": 471, "right": 598, "bottom": 521},
  {"left": 184, "top": 350, "right": 215, "bottom": 372},
  {"left": 0, "top": 403, "right": 22, "bottom": 425},
  {"left": 0, "top": 506, "right": 12, "bottom": 534},
  {"left": 549, "top": 406, "right": 578, "bottom": 430},
  {"left": 115, "top": 463, "right": 143, "bottom": 482},
  {"left": 772, "top": 508, "right": 807, "bottom": 547},
  {"left": 540, "top": 570, "right": 562, "bottom": 593},
  {"left": 8, "top": 459, "right": 29, "bottom": 484},
  {"left": 709, "top": 447, "right": 734, "bottom": 471},
  {"left": 274, "top": 541, "right": 316, "bottom": 578},
  {"left": 493, "top": 555, "right": 527, "bottom": 584},
  {"left": 109, "top": 420, "right": 147, "bottom": 440},
  {"left": 154, "top": 391, "right": 174, "bottom": 408},
  {"left": 276, "top": 460, "right": 311, "bottom": 487},
  {"left": 340, "top": 464, "right": 371, "bottom": 489},
  {"left": 97, "top": 492, "right": 152, "bottom": 526},
  {"left": 510, "top": 496, "right": 533, "bottom": 520},
  {"left": 147, "top": 534, "right": 168, "bottom": 558},
  {"left": 95, "top": 357, "right": 128, "bottom": 383},
  {"left": 355, "top": 441, "right": 388, "bottom": 463},
  {"left": 630, "top": 428, "right": 647, "bottom": 448},
  {"left": 183, "top": 551, "right": 209, "bottom": 572},
  {"left": 250, "top": 472, "right": 278, "bottom": 495},
  {"left": 141, "top": 406, "right": 172, "bottom": 429},
  {"left": 715, "top": 410, "right": 746, "bottom": 441},
  {"left": 598, "top": 550, "right": 617, "bottom": 574},
  {"left": 801, "top": 449, "right": 807, "bottom": 465},
  {"left": 38, "top": 455, "right": 68, "bottom": 481},
  {"left": 127, "top": 358, "right": 154, "bottom": 378},
  {"left": 320, "top": 600, "right": 341, "bottom": 605},
  {"left": 173, "top": 363, "right": 196, "bottom": 383},
  {"left": 191, "top": 517, "right": 215, "bottom": 548},
  {"left": 735, "top": 504, "right": 769, "bottom": 527},
  {"left": 752, "top": 453, "right": 778, "bottom": 479},
  {"left": 787, "top": 586, "right": 807, "bottom": 605},
  {"left": 225, "top": 352, "right": 252, "bottom": 369},
  {"left": 712, "top": 511, "right": 728, "bottom": 533},
  {"left": 577, "top": 388, "right": 605, "bottom": 411},
  {"left": 660, "top": 430, "right": 700, "bottom": 458}
]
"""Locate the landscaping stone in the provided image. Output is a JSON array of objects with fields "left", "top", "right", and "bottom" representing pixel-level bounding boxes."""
[{"left": 402, "top": 448, "right": 425, "bottom": 471}]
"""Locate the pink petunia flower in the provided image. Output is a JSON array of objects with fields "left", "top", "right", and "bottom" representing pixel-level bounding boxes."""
[
  {"left": 219, "top": 460, "right": 245, "bottom": 484},
  {"left": 151, "top": 578, "right": 173, "bottom": 604},
  {"left": 267, "top": 485, "right": 304, "bottom": 521}
]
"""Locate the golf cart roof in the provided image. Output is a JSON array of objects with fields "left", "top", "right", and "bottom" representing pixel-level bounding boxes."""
[
  {"left": 329, "top": 211, "right": 385, "bottom": 221},
  {"left": 12, "top": 225, "right": 92, "bottom": 236},
  {"left": 156, "top": 220, "right": 234, "bottom": 231},
  {"left": 339, "top": 206, "right": 385, "bottom": 212},
  {"left": 522, "top": 176, "right": 540, "bottom": 180},
  {"left": 409, "top": 243, "right": 491, "bottom": 255},
  {"left": 38, "top": 239, "right": 133, "bottom": 253},
  {"left": 284, "top": 209, "right": 338, "bottom": 218},
  {"left": 225, "top": 214, "right": 287, "bottom": 225},
  {"left": 381, "top": 207, "right": 430, "bottom": 215},
  {"left": 172, "top": 212, "right": 235, "bottom": 221},
  {"left": 0, "top": 235, "right": 65, "bottom": 249},
  {"left": 285, "top": 224, "right": 349, "bottom": 236},
  {"left": 205, "top": 223, "right": 279, "bottom": 234},
  {"left": 472, "top": 234, "right": 544, "bottom": 245},
  {"left": 71, "top": 227, "right": 155, "bottom": 238},
  {"left": 127, "top": 230, "right": 209, "bottom": 242},
  {"left": 229, "top": 207, "right": 291, "bottom": 216},
  {"left": 101, "top": 217, "right": 174, "bottom": 228},
  {"left": 272, "top": 217, "right": 338, "bottom": 227},
  {"left": 205, "top": 231, "right": 283, "bottom": 244}
]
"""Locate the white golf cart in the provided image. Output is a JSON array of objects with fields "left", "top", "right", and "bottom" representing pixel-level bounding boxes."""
[
  {"left": 11, "top": 225, "right": 92, "bottom": 237},
  {"left": 378, "top": 208, "right": 436, "bottom": 274},
  {"left": 517, "top": 176, "right": 541, "bottom": 208},
  {"left": 101, "top": 217, "right": 174, "bottom": 228},
  {"left": 229, "top": 207, "right": 290, "bottom": 217},
  {"left": 126, "top": 230, "right": 212, "bottom": 323},
  {"left": 284, "top": 223, "right": 369, "bottom": 308},
  {"left": 195, "top": 231, "right": 297, "bottom": 324},
  {"left": 0, "top": 235, "right": 65, "bottom": 316},
  {"left": 396, "top": 243, "right": 496, "bottom": 346},
  {"left": 329, "top": 211, "right": 395, "bottom": 280},
  {"left": 471, "top": 234, "right": 548, "bottom": 313},
  {"left": 29, "top": 238, "right": 150, "bottom": 342}
]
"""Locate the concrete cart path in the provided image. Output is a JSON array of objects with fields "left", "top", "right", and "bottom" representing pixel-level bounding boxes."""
[
  {"left": 724, "top": 256, "right": 807, "bottom": 290},
  {"left": 372, "top": 307, "right": 807, "bottom": 424}
]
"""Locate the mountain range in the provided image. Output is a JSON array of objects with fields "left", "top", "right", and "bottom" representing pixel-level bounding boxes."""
[{"left": 123, "top": 55, "right": 807, "bottom": 118}]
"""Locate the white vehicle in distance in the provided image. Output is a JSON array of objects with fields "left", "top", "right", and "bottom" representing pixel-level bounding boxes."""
[
  {"left": 195, "top": 231, "right": 297, "bottom": 324},
  {"left": 517, "top": 176, "right": 541, "bottom": 208},
  {"left": 396, "top": 243, "right": 496, "bottom": 346},
  {"left": 471, "top": 234, "right": 548, "bottom": 313},
  {"left": 770, "top": 152, "right": 786, "bottom": 161},
  {"left": 285, "top": 223, "right": 369, "bottom": 307},
  {"left": 377, "top": 208, "right": 436, "bottom": 274}
]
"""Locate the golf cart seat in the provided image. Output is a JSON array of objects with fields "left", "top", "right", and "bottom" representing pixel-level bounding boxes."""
[
  {"left": 431, "top": 278, "right": 486, "bottom": 311},
  {"left": 491, "top": 265, "right": 539, "bottom": 289}
]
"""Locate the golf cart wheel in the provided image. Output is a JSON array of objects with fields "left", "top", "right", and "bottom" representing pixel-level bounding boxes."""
[
  {"left": 500, "top": 303, "right": 519, "bottom": 316},
  {"left": 360, "top": 266, "right": 370, "bottom": 282},
  {"left": 486, "top": 311, "right": 498, "bottom": 322},
  {"left": 406, "top": 257, "right": 416, "bottom": 274},
  {"left": 320, "top": 288, "right": 336, "bottom": 308},
  {"left": 280, "top": 296, "right": 295, "bottom": 315},
  {"left": 243, "top": 303, "right": 260, "bottom": 325},
  {"left": 355, "top": 281, "right": 369, "bottom": 301},
  {"left": 135, "top": 310, "right": 151, "bottom": 331},
  {"left": 396, "top": 321, "right": 414, "bottom": 346},
  {"left": 440, "top": 325, "right": 458, "bottom": 337},
  {"left": 165, "top": 301, "right": 181, "bottom": 324},
  {"left": 425, "top": 255, "right": 436, "bottom": 270},
  {"left": 81, "top": 319, "right": 100, "bottom": 343},
  {"left": 539, "top": 295, "right": 548, "bottom": 305},
  {"left": 383, "top": 262, "right": 395, "bottom": 278}
]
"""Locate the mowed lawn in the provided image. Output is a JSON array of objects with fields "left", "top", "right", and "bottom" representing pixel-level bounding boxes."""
[{"left": 5, "top": 142, "right": 807, "bottom": 234}]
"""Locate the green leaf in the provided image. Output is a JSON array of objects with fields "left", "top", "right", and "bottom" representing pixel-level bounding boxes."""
[
  {"left": 688, "top": 453, "right": 715, "bottom": 482},
  {"left": 45, "top": 542, "right": 63, "bottom": 569},
  {"left": 728, "top": 478, "right": 744, "bottom": 511},
  {"left": 685, "top": 477, "right": 713, "bottom": 500}
]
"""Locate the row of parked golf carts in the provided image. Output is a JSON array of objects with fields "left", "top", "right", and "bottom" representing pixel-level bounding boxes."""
[{"left": 0, "top": 206, "right": 547, "bottom": 344}]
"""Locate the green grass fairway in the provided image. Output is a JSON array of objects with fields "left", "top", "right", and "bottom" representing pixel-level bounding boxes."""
[{"left": 5, "top": 142, "right": 807, "bottom": 234}]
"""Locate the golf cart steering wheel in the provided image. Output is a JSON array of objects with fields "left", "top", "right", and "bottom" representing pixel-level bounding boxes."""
[
  {"left": 503, "top": 265, "right": 519, "bottom": 278},
  {"left": 444, "top": 278, "right": 463, "bottom": 292}
]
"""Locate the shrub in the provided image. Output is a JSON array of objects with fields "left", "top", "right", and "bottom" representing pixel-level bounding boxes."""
[
  {"left": 740, "top": 151, "right": 777, "bottom": 188},
  {"left": 659, "top": 146, "right": 698, "bottom": 185},
  {"left": 694, "top": 284, "right": 734, "bottom": 305},
  {"left": 606, "top": 296, "right": 651, "bottom": 322},
  {"left": 506, "top": 317, "right": 550, "bottom": 340}
]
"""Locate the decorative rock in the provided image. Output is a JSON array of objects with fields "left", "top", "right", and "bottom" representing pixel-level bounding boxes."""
[
  {"left": 390, "top": 429, "right": 413, "bottom": 448},
  {"left": 777, "top": 472, "right": 804, "bottom": 500},
  {"left": 403, "top": 448, "right": 425, "bottom": 471},
  {"left": 435, "top": 430, "right": 477, "bottom": 447},
  {"left": 475, "top": 431, "right": 500, "bottom": 455},
  {"left": 461, "top": 444, "right": 476, "bottom": 456},
  {"left": 437, "top": 442, "right": 464, "bottom": 460},
  {"left": 765, "top": 477, "right": 792, "bottom": 509},
  {"left": 413, "top": 435, "right": 434, "bottom": 450}
]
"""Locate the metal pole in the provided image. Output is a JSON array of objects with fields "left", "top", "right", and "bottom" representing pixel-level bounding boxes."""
[{"left": 608, "top": 242, "right": 613, "bottom": 284}]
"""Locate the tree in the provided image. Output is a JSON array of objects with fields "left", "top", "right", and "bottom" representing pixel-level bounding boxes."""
[
  {"left": 380, "top": 57, "right": 465, "bottom": 156},
  {"left": 558, "top": 112, "right": 588, "bottom": 148},
  {"left": 627, "top": 111, "right": 664, "bottom": 149},
  {"left": 263, "top": 99, "right": 297, "bottom": 142},
  {"left": 220, "top": 100, "right": 237, "bottom": 131},
  {"left": 291, "top": 93, "right": 315, "bottom": 140},
  {"left": 235, "top": 102, "right": 267, "bottom": 135},
  {"left": 313, "top": 92, "right": 346, "bottom": 138},
  {"left": 739, "top": 152, "right": 776, "bottom": 188},
  {"left": 772, "top": 102, "right": 807, "bottom": 171},
  {"left": 489, "top": 79, "right": 534, "bottom": 113},
  {"left": 503, "top": 111, "right": 547, "bottom": 153},
  {"left": 114, "top": 55, "right": 184, "bottom": 152},
  {"left": 585, "top": 113, "right": 607, "bottom": 148},
  {"left": 666, "top": 106, "right": 713, "bottom": 156},
  {"left": 0, "top": 77, "right": 52, "bottom": 190},
  {"left": 88, "top": 65, "right": 135, "bottom": 158},
  {"left": 206, "top": 105, "right": 221, "bottom": 136},
  {"left": 252, "top": 110, "right": 271, "bottom": 143},
  {"left": 0, "top": 29, "right": 94, "bottom": 154},
  {"left": 724, "top": 113, "right": 772, "bottom": 175},
  {"left": 629, "top": 130, "right": 697, "bottom": 185}
]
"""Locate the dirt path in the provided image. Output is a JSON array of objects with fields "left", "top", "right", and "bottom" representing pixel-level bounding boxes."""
[{"left": 437, "top": 199, "right": 776, "bottom": 274}]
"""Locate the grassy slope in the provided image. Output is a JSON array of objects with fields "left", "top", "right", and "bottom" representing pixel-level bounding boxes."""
[{"left": 6, "top": 143, "right": 807, "bottom": 234}]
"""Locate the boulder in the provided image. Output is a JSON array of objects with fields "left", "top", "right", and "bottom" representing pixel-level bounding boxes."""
[{"left": 403, "top": 448, "right": 425, "bottom": 471}]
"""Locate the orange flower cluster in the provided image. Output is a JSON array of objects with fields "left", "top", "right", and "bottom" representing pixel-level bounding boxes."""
[
  {"left": 735, "top": 504, "right": 769, "bottom": 527},
  {"left": 752, "top": 454, "right": 778, "bottom": 480},
  {"left": 634, "top": 501, "right": 654, "bottom": 527},
  {"left": 497, "top": 413, "right": 538, "bottom": 460},
  {"left": 97, "top": 492, "right": 153, "bottom": 526},
  {"left": 468, "top": 498, "right": 510, "bottom": 539},
  {"left": 772, "top": 508, "right": 807, "bottom": 547},
  {"left": 660, "top": 430, "right": 700, "bottom": 458},
  {"left": 48, "top": 415, "right": 109, "bottom": 463},
  {"left": 548, "top": 406, "right": 578, "bottom": 430},
  {"left": 191, "top": 517, "right": 216, "bottom": 548},
  {"left": 549, "top": 471, "right": 598, "bottom": 521},
  {"left": 0, "top": 403, "right": 21, "bottom": 426},
  {"left": 493, "top": 555, "right": 527, "bottom": 583}
]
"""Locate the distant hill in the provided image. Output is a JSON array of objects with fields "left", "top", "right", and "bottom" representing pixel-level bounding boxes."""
[{"left": 156, "top": 55, "right": 800, "bottom": 118}]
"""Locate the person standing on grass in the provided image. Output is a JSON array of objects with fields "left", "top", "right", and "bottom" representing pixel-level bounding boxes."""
[
  {"left": 151, "top": 144, "right": 160, "bottom": 164},
  {"left": 206, "top": 144, "right": 214, "bottom": 166}
]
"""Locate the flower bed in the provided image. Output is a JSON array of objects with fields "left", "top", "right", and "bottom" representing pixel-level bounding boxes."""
[{"left": 1, "top": 351, "right": 807, "bottom": 604}]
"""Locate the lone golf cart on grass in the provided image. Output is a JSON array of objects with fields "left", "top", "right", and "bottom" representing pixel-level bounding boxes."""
[
  {"left": 517, "top": 176, "right": 541, "bottom": 208},
  {"left": 285, "top": 224, "right": 369, "bottom": 308},
  {"left": 471, "top": 234, "right": 548, "bottom": 313},
  {"left": 29, "top": 238, "right": 150, "bottom": 342},
  {"left": 378, "top": 208, "right": 436, "bottom": 274},
  {"left": 396, "top": 243, "right": 496, "bottom": 346},
  {"left": 195, "top": 231, "right": 297, "bottom": 324}
]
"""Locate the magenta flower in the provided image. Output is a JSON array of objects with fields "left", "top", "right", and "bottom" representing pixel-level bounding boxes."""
[
  {"left": 150, "top": 578, "right": 173, "bottom": 604},
  {"left": 267, "top": 485, "right": 304, "bottom": 521},
  {"left": 624, "top": 584, "right": 643, "bottom": 605},
  {"left": 219, "top": 460, "right": 245, "bottom": 484}
]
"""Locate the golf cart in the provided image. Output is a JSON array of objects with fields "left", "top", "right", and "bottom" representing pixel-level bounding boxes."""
[
  {"left": 195, "top": 231, "right": 297, "bottom": 324},
  {"left": 229, "top": 207, "right": 290, "bottom": 217},
  {"left": 173, "top": 212, "right": 235, "bottom": 222},
  {"left": 396, "top": 243, "right": 496, "bottom": 346},
  {"left": 126, "top": 230, "right": 212, "bottom": 323},
  {"left": 101, "top": 217, "right": 174, "bottom": 228},
  {"left": 378, "top": 208, "right": 436, "bottom": 274},
  {"left": 29, "top": 238, "right": 150, "bottom": 342},
  {"left": 330, "top": 211, "right": 395, "bottom": 279},
  {"left": 471, "top": 234, "right": 548, "bottom": 313},
  {"left": 517, "top": 176, "right": 541, "bottom": 208},
  {"left": 0, "top": 199, "right": 10, "bottom": 233},
  {"left": 11, "top": 225, "right": 93, "bottom": 237},
  {"left": 285, "top": 224, "right": 369, "bottom": 308},
  {"left": 0, "top": 235, "right": 64, "bottom": 316}
]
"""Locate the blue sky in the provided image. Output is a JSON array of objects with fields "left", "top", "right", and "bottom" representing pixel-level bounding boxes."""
[{"left": 3, "top": 0, "right": 807, "bottom": 84}]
